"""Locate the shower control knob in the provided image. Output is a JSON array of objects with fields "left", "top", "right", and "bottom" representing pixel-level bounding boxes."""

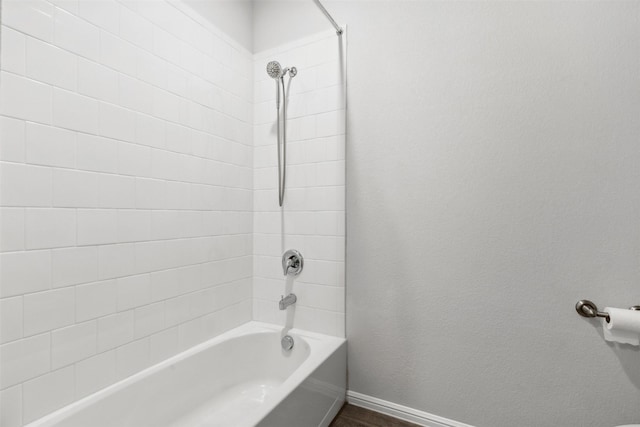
[{"left": 282, "top": 249, "right": 304, "bottom": 276}]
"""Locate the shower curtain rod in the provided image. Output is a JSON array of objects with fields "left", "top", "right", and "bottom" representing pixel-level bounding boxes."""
[{"left": 312, "top": 0, "right": 343, "bottom": 35}]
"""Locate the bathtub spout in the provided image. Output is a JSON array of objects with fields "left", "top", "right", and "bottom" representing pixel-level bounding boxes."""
[{"left": 279, "top": 293, "right": 297, "bottom": 310}]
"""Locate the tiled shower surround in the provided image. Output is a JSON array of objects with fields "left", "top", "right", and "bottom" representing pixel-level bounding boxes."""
[
  {"left": 252, "top": 35, "right": 346, "bottom": 336},
  {"left": 0, "top": 1, "right": 345, "bottom": 426}
]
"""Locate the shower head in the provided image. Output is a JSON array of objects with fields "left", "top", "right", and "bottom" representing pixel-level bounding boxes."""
[
  {"left": 267, "top": 61, "right": 297, "bottom": 79},
  {"left": 266, "top": 61, "right": 283, "bottom": 79}
]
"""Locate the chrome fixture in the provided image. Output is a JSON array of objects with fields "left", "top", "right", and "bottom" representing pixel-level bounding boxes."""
[
  {"left": 266, "top": 61, "right": 297, "bottom": 207},
  {"left": 312, "top": 0, "right": 343, "bottom": 36},
  {"left": 281, "top": 335, "right": 295, "bottom": 351},
  {"left": 282, "top": 249, "right": 304, "bottom": 276},
  {"left": 279, "top": 294, "right": 297, "bottom": 310},
  {"left": 575, "top": 299, "right": 640, "bottom": 323}
]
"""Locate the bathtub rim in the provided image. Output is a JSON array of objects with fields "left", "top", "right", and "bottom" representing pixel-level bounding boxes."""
[{"left": 25, "top": 321, "right": 346, "bottom": 427}]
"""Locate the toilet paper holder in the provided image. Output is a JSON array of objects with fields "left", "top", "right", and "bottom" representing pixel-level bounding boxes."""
[{"left": 576, "top": 300, "right": 640, "bottom": 323}]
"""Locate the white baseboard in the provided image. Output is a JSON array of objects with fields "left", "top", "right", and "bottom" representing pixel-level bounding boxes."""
[{"left": 346, "top": 391, "right": 475, "bottom": 427}]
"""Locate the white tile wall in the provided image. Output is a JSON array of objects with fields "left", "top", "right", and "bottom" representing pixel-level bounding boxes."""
[
  {"left": 252, "top": 32, "right": 346, "bottom": 337},
  {"left": 23, "top": 288, "right": 75, "bottom": 336},
  {"left": 1, "top": 2, "right": 346, "bottom": 424},
  {"left": 22, "top": 366, "right": 75, "bottom": 423},
  {"left": 74, "top": 350, "right": 116, "bottom": 398},
  {"left": 0, "top": 1, "right": 253, "bottom": 424}
]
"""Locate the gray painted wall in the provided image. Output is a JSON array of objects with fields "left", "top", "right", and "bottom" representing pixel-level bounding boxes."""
[
  {"left": 253, "top": 2, "right": 640, "bottom": 427},
  {"left": 183, "top": 0, "right": 253, "bottom": 51}
]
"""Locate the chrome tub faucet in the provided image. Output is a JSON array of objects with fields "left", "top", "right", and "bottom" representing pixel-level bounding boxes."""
[{"left": 279, "top": 294, "right": 297, "bottom": 310}]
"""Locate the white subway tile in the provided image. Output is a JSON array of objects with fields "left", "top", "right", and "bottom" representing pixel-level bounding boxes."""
[
  {"left": 0, "top": 250, "right": 51, "bottom": 297},
  {"left": 150, "top": 210, "right": 181, "bottom": 240},
  {"left": 25, "top": 37, "right": 77, "bottom": 91},
  {"left": 336, "top": 262, "right": 345, "bottom": 287},
  {"left": 97, "top": 243, "right": 136, "bottom": 280},
  {"left": 116, "top": 209, "right": 151, "bottom": 243},
  {"left": 190, "top": 68, "right": 217, "bottom": 101},
  {"left": 150, "top": 148, "right": 180, "bottom": 181},
  {"left": 76, "top": 280, "right": 117, "bottom": 322},
  {"left": 118, "top": 74, "right": 155, "bottom": 115},
  {"left": 54, "top": 7, "right": 100, "bottom": 61},
  {"left": 171, "top": 67, "right": 190, "bottom": 99},
  {"left": 116, "top": 274, "right": 150, "bottom": 311},
  {"left": 0, "top": 385, "right": 22, "bottom": 427},
  {"left": 134, "top": 240, "right": 170, "bottom": 273},
  {"left": 75, "top": 350, "right": 116, "bottom": 398},
  {"left": 300, "top": 115, "right": 318, "bottom": 140},
  {"left": 0, "top": 208, "right": 25, "bottom": 252},
  {"left": 0, "top": 296, "right": 23, "bottom": 344},
  {"left": 306, "top": 140, "right": 326, "bottom": 163},
  {"left": 23, "top": 287, "right": 74, "bottom": 336},
  {"left": 77, "top": 209, "right": 118, "bottom": 246},
  {"left": 136, "top": 49, "right": 168, "bottom": 90},
  {"left": 77, "top": 58, "right": 119, "bottom": 104},
  {"left": 151, "top": 88, "right": 185, "bottom": 123},
  {"left": 98, "top": 102, "right": 136, "bottom": 142},
  {"left": 49, "top": 0, "right": 78, "bottom": 14},
  {"left": 119, "top": 6, "right": 152, "bottom": 50},
  {"left": 52, "top": 169, "right": 100, "bottom": 208},
  {"left": 0, "top": 333, "right": 50, "bottom": 388},
  {"left": 307, "top": 39, "right": 332, "bottom": 67},
  {"left": 77, "top": 0, "right": 120, "bottom": 34},
  {"left": 164, "top": 122, "right": 191, "bottom": 153},
  {"left": 164, "top": 181, "right": 191, "bottom": 210},
  {"left": 150, "top": 267, "right": 182, "bottom": 302},
  {"left": 76, "top": 133, "right": 118, "bottom": 173},
  {"left": 135, "top": 177, "right": 166, "bottom": 209},
  {"left": 0, "top": 116, "right": 25, "bottom": 162},
  {"left": 51, "top": 321, "right": 97, "bottom": 369},
  {"left": 134, "top": 301, "right": 165, "bottom": 338},
  {"left": 190, "top": 289, "right": 212, "bottom": 319},
  {"left": 149, "top": 327, "right": 178, "bottom": 364},
  {"left": 0, "top": 72, "right": 53, "bottom": 124},
  {"left": 53, "top": 88, "right": 99, "bottom": 134},
  {"left": 2, "top": 0, "right": 55, "bottom": 42},
  {"left": 164, "top": 294, "right": 191, "bottom": 327},
  {"left": 178, "top": 317, "right": 203, "bottom": 349},
  {"left": 1, "top": 26, "right": 26, "bottom": 74},
  {"left": 25, "top": 122, "right": 76, "bottom": 168},
  {"left": 294, "top": 306, "right": 337, "bottom": 336},
  {"left": 316, "top": 211, "right": 344, "bottom": 236},
  {"left": 100, "top": 31, "right": 138, "bottom": 76},
  {"left": 97, "top": 174, "right": 136, "bottom": 208},
  {"left": 97, "top": 311, "right": 134, "bottom": 352},
  {"left": 52, "top": 246, "right": 98, "bottom": 288},
  {"left": 25, "top": 208, "right": 76, "bottom": 250},
  {"left": 180, "top": 44, "right": 203, "bottom": 78},
  {"left": 316, "top": 110, "right": 345, "bottom": 137},
  {"left": 22, "top": 366, "right": 74, "bottom": 424},
  {"left": 115, "top": 338, "right": 149, "bottom": 379},
  {"left": 316, "top": 161, "right": 345, "bottom": 186},
  {"left": 133, "top": 1, "right": 177, "bottom": 34},
  {"left": 135, "top": 113, "right": 165, "bottom": 149},
  {"left": 117, "top": 142, "right": 152, "bottom": 177},
  {"left": 297, "top": 282, "right": 340, "bottom": 311},
  {"left": 152, "top": 26, "right": 182, "bottom": 65}
]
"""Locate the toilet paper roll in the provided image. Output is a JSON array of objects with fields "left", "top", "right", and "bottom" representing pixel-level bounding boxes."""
[{"left": 602, "top": 307, "right": 640, "bottom": 346}]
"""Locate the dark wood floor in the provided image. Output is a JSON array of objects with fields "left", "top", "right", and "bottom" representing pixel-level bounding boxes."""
[{"left": 329, "top": 404, "right": 421, "bottom": 427}]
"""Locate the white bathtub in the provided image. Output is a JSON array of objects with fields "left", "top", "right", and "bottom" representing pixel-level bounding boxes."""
[{"left": 27, "top": 322, "right": 346, "bottom": 427}]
